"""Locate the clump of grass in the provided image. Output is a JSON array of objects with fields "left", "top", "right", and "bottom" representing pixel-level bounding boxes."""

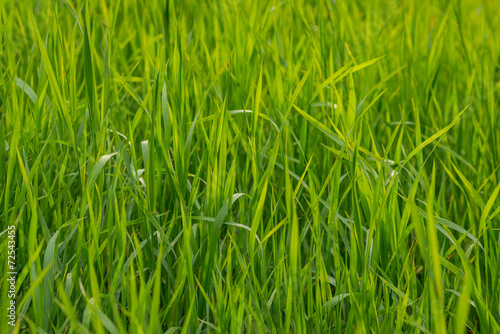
[{"left": 1, "top": 0, "right": 499, "bottom": 333}]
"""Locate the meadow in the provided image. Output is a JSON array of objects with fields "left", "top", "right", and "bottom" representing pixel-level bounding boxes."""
[{"left": 1, "top": 0, "right": 500, "bottom": 333}]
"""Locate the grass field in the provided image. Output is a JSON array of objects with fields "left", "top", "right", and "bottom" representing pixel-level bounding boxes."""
[{"left": 1, "top": 0, "right": 500, "bottom": 333}]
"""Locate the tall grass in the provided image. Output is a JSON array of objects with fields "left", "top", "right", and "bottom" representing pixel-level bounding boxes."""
[{"left": 1, "top": 0, "right": 499, "bottom": 333}]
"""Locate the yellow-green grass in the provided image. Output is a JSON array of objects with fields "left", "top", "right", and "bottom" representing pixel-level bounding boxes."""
[{"left": 1, "top": 0, "right": 499, "bottom": 333}]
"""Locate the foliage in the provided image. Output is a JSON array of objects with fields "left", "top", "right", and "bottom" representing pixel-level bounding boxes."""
[{"left": 1, "top": 0, "right": 499, "bottom": 333}]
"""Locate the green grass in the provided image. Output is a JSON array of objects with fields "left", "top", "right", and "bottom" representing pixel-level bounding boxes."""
[{"left": 1, "top": 0, "right": 500, "bottom": 333}]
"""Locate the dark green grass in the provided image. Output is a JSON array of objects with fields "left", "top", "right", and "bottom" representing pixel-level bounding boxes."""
[{"left": 1, "top": 0, "right": 500, "bottom": 333}]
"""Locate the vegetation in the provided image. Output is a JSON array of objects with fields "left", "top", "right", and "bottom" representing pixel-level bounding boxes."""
[{"left": 1, "top": 0, "right": 499, "bottom": 333}]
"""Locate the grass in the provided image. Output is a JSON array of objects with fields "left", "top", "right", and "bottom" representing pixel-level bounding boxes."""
[{"left": 1, "top": 0, "right": 500, "bottom": 333}]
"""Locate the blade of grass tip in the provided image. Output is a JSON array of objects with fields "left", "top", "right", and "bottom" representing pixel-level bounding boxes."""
[
  {"left": 451, "top": 161, "right": 484, "bottom": 208},
  {"left": 111, "top": 66, "right": 151, "bottom": 119},
  {"left": 478, "top": 179, "right": 500, "bottom": 236},
  {"left": 85, "top": 153, "right": 118, "bottom": 193},
  {"left": 400, "top": 106, "right": 468, "bottom": 168},
  {"left": 308, "top": 56, "right": 383, "bottom": 105},
  {"left": 62, "top": 0, "right": 84, "bottom": 34},
  {"left": 83, "top": 1, "right": 99, "bottom": 143},
  {"left": 14, "top": 77, "right": 38, "bottom": 104},
  {"left": 293, "top": 104, "right": 344, "bottom": 148},
  {"left": 284, "top": 63, "right": 311, "bottom": 117},
  {"left": 28, "top": 8, "right": 77, "bottom": 150}
]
